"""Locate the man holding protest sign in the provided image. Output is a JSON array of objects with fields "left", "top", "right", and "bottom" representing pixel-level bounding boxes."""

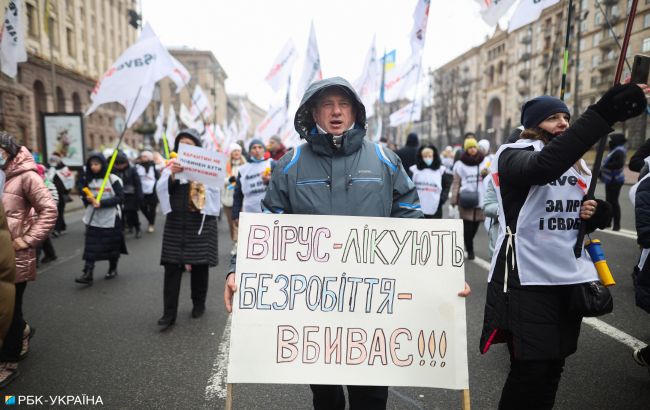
[
  {"left": 156, "top": 129, "right": 221, "bottom": 328},
  {"left": 224, "top": 77, "right": 471, "bottom": 409}
]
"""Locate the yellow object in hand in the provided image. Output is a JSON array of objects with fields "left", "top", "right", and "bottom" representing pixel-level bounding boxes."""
[
  {"left": 263, "top": 167, "right": 271, "bottom": 177},
  {"left": 82, "top": 187, "right": 94, "bottom": 200},
  {"left": 170, "top": 152, "right": 177, "bottom": 159}
]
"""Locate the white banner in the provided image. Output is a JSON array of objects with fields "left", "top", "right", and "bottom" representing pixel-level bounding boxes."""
[
  {"left": 165, "top": 105, "right": 178, "bottom": 149},
  {"left": 228, "top": 213, "right": 469, "bottom": 389},
  {"left": 353, "top": 36, "right": 380, "bottom": 119},
  {"left": 255, "top": 102, "right": 288, "bottom": 143},
  {"left": 474, "top": 0, "right": 518, "bottom": 27},
  {"left": 410, "top": 0, "right": 430, "bottom": 54},
  {"left": 0, "top": 0, "right": 26, "bottom": 78},
  {"left": 265, "top": 40, "right": 298, "bottom": 92},
  {"left": 153, "top": 104, "right": 164, "bottom": 143},
  {"left": 383, "top": 53, "right": 422, "bottom": 103},
  {"left": 86, "top": 24, "right": 178, "bottom": 127},
  {"left": 239, "top": 101, "right": 251, "bottom": 140},
  {"left": 508, "top": 0, "right": 561, "bottom": 32},
  {"left": 176, "top": 143, "right": 227, "bottom": 188},
  {"left": 191, "top": 84, "right": 213, "bottom": 119},
  {"left": 389, "top": 101, "right": 422, "bottom": 127},
  {"left": 138, "top": 23, "right": 190, "bottom": 93},
  {"left": 180, "top": 103, "right": 204, "bottom": 133},
  {"left": 296, "top": 21, "right": 323, "bottom": 98}
]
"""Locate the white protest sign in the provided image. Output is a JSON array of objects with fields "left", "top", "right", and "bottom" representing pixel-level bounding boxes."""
[
  {"left": 176, "top": 143, "right": 226, "bottom": 188},
  {"left": 228, "top": 213, "right": 469, "bottom": 390}
]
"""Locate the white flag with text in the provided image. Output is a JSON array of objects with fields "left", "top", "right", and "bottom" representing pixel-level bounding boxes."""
[
  {"left": 354, "top": 36, "right": 380, "bottom": 118},
  {"left": 410, "top": 0, "right": 430, "bottom": 54},
  {"left": 265, "top": 40, "right": 298, "bottom": 92},
  {"left": 191, "top": 84, "right": 213, "bottom": 119},
  {"left": 138, "top": 23, "right": 190, "bottom": 93},
  {"left": 296, "top": 21, "right": 323, "bottom": 97},
  {"left": 383, "top": 53, "right": 422, "bottom": 103},
  {"left": 389, "top": 101, "right": 422, "bottom": 127},
  {"left": 508, "top": 0, "right": 561, "bottom": 32},
  {"left": 255, "top": 101, "right": 288, "bottom": 143},
  {"left": 474, "top": 0, "right": 518, "bottom": 27},
  {"left": 0, "top": 0, "right": 26, "bottom": 78}
]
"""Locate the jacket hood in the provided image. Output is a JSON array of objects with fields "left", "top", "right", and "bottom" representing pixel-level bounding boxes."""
[
  {"left": 85, "top": 151, "right": 108, "bottom": 180},
  {"left": 609, "top": 133, "right": 626, "bottom": 148},
  {"left": 4, "top": 146, "right": 37, "bottom": 179},
  {"left": 294, "top": 77, "right": 367, "bottom": 139},
  {"left": 415, "top": 144, "right": 441, "bottom": 170},
  {"left": 115, "top": 150, "right": 129, "bottom": 166},
  {"left": 406, "top": 133, "right": 419, "bottom": 147},
  {"left": 174, "top": 128, "right": 202, "bottom": 152}
]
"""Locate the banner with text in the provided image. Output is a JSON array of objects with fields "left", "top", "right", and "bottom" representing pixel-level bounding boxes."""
[
  {"left": 176, "top": 143, "right": 226, "bottom": 188},
  {"left": 228, "top": 213, "right": 469, "bottom": 389}
]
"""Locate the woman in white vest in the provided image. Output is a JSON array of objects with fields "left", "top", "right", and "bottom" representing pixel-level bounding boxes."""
[
  {"left": 76, "top": 152, "right": 127, "bottom": 285},
  {"left": 480, "top": 85, "right": 648, "bottom": 409},
  {"left": 409, "top": 144, "right": 451, "bottom": 218},
  {"left": 232, "top": 139, "right": 271, "bottom": 221},
  {"left": 221, "top": 143, "right": 247, "bottom": 255},
  {"left": 136, "top": 150, "right": 160, "bottom": 233},
  {"left": 451, "top": 137, "right": 487, "bottom": 260}
]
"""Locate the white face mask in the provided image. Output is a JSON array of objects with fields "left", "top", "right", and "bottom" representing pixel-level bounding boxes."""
[
  {"left": 0, "top": 170, "right": 5, "bottom": 196},
  {"left": 423, "top": 158, "right": 433, "bottom": 166}
]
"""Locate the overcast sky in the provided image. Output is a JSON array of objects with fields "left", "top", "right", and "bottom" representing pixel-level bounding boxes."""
[{"left": 140, "top": 0, "right": 495, "bottom": 110}]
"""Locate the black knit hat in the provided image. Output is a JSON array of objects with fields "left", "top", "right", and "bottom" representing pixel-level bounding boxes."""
[
  {"left": 521, "top": 96, "right": 570, "bottom": 129},
  {"left": 0, "top": 131, "right": 21, "bottom": 159}
]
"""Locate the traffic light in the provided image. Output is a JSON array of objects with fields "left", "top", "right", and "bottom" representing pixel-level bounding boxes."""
[{"left": 128, "top": 9, "right": 141, "bottom": 29}]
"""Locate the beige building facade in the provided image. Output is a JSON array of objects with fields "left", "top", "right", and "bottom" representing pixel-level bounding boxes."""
[
  {"left": 433, "top": 0, "right": 650, "bottom": 149},
  {"left": 0, "top": 0, "right": 140, "bottom": 157}
]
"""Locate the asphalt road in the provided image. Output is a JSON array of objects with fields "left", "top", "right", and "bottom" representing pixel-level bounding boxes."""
[{"left": 4, "top": 184, "right": 650, "bottom": 409}]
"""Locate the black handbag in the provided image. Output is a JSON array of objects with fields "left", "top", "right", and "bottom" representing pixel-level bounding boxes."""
[
  {"left": 568, "top": 281, "right": 613, "bottom": 317},
  {"left": 458, "top": 165, "right": 480, "bottom": 208}
]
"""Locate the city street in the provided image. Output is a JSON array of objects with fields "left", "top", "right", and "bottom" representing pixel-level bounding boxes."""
[{"left": 2, "top": 184, "right": 649, "bottom": 409}]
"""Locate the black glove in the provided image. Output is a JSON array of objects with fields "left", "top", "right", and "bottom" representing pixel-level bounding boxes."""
[{"left": 592, "top": 83, "right": 647, "bottom": 126}]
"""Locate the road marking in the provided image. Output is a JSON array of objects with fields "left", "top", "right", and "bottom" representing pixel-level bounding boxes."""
[
  {"left": 599, "top": 228, "right": 637, "bottom": 240},
  {"left": 471, "top": 256, "right": 648, "bottom": 351},
  {"left": 583, "top": 317, "right": 648, "bottom": 350},
  {"left": 205, "top": 316, "right": 232, "bottom": 402}
]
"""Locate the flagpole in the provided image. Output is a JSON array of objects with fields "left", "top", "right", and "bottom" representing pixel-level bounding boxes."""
[
  {"left": 95, "top": 85, "right": 144, "bottom": 202},
  {"left": 162, "top": 130, "right": 170, "bottom": 159},
  {"left": 573, "top": 0, "right": 639, "bottom": 257},
  {"left": 559, "top": 0, "right": 574, "bottom": 101},
  {"left": 379, "top": 49, "right": 387, "bottom": 142}
]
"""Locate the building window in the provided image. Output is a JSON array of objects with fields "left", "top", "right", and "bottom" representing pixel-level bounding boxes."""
[
  {"left": 26, "top": 3, "right": 39, "bottom": 38},
  {"left": 593, "top": 32, "right": 602, "bottom": 47},
  {"left": 595, "top": 11, "right": 602, "bottom": 25},
  {"left": 643, "top": 38, "right": 650, "bottom": 53},
  {"left": 592, "top": 54, "right": 601, "bottom": 68},
  {"left": 17, "top": 95, "right": 25, "bottom": 111},
  {"left": 645, "top": 14, "right": 650, "bottom": 29},
  {"left": 66, "top": 27, "right": 75, "bottom": 57},
  {"left": 49, "top": 18, "right": 59, "bottom": 48}
]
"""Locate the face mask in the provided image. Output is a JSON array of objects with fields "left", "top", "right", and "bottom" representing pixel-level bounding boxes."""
[
  {"left": 423, "top": 158, "right": 433, "bottom": 166},
  {"left": 0, "top": 156, "right": 6, "bottom": 168}
]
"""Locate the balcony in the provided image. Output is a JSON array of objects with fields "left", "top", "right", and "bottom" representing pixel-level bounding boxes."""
[
  {"left": 601, "top": 0, "right": 618, "bottom": 5},
  {"left": 520, "top": 52, "right": 532, "bottom": 62},
  {"left": 517, "top": 82, "right": 530, "bottom": 95},
  {"left": 518, "top": 68, "right": 531, "bottom": 80},
  {"left": 520, "top": 34, "right": 532, "bottom": 45},
  {"left": 597, "top": 58, "right": 617, "bottom": 73},
  {"left": 598, "top": 35, "right": 617, "bottom": 50}
]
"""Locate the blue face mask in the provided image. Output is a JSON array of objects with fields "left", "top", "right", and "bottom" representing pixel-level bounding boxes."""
[
  {"left": 423, "top": 158, "right": 433, "bottom": 166},
  {"left": 0, "top": 156, "right": 6, "bottom": 168}
]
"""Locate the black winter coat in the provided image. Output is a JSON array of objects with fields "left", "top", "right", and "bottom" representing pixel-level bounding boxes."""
[
  {"left": 160, "top": 179, "right": 218, "bottom": 266},
  {"left": 480, "top": 108, "right": 613, "bottom": 361},
  {"left": 634, "top": 175, "right": 650, "bottom": 313},
  {"left": 112, "top": 166, "right": 143, "bottom": 211},
  {"left": 396, "top": 145, "right": 418, "bottom": 177}
]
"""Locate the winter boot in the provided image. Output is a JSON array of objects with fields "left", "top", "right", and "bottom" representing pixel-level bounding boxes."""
[{"left": 75, "top": 265, "right": 93, "bottom": 285}]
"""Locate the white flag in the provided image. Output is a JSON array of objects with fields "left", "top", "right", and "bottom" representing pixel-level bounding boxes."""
[
  {"left": 86, "top": 26, "right": 177, "bottom": 127},
  {"left": 410, "top": 0, "right": 430, "bottom": 54},
  {"left": 214, "top": 123, "right": 227, "bottom": 145},
  {"left": 279, "top": 117, "right": 300, "bottom": 149},
  {"left": 373, "top": 117, "right": 383, "bottom": 142},
  {"left": 138, "top": 23, "right": 190, "bottom": 93},
  {"left": 239, "top": 101, "right": 251, "bottom": 139},
  {"left": 508, "top": 0, "right": 561, "bottom": 32},
  {"left": 389, "top": 101, "right": 422, "bottom": 127},
  {"left": 255, "top": 101, "right": 288, "bottom": 143},
  {"left": 202, "top": 123, "right": 220, "bottom": 151},
  {"left": 474, "top": 0, "right": 518, "bottom": 27},
  {"left": 190, "top": 84, "right": 213, "bottom": 119},
  {"left": 353, "top": 35, "right": 380, "bottom": 118},
  {"left": 180, "top": 103, "right": 204, "bottom": 132},
  {"left": 153, "top": 104, "right": 164, "bottom": 143},
  {"left": 0, "top": 0, "right": 26, "bottom": 78},
  {"left": 165, "top": 105, "right": 178, "bottom": 149},
  {"left": 228, "top": 121, "right": 239, "bottom": 144},
  {"left": 296, "top": 21, "right": 323, "bottom": 97},
  {"left": 383, "top": 53, "right": 422, "bottom": 103},
  {"left": 265, "top": 40, "right": 298, "bottom": 92}
]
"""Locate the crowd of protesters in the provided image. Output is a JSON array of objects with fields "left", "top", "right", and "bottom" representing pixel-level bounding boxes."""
[{"left": 1, "top": 74, "right": 650, "bottom": 410}]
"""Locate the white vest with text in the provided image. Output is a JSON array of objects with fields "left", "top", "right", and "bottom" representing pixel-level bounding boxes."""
[
  {"left": 409, "top": 165, "right": 443, "bottom": 215},
  {"left": 239, "top": 159, "right": 271, "bottom": 213}
]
